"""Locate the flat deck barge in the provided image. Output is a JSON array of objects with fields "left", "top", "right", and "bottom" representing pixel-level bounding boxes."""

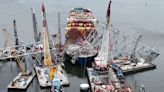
[
  {"left": 121, "top": 63, "right": 156, "bottom": 75},
  {"left": 34, "top": 64, "right": 69, "bottom": 88},
  {"left": 86, "top": 68, "right": 115, "bottom": 92},
  {"left": 34, "top": 65, "right": 52, "bottom": 88},
  {"left": 7, "top": 71, "right": 35, "bottom": 89},
  {"left": 87, "top": 67, "right": 132, "bottom": 92},
  {"left": 112, "top": 59, "right": 157, "bottom": 75}
]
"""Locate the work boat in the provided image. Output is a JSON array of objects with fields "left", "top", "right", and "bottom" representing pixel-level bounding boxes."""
[{"left": 65, "top": 7, "right": 98, "bottom": 66}]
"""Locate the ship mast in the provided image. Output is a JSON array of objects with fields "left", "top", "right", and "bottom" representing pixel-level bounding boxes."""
[
  {"left": 13, "top": 20, "right": 19, "bottom": 46},
  {"left": 42, "top": 3, "right": 52, "bottom": 67}
]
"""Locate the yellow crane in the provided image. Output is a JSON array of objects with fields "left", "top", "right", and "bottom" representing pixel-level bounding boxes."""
[
  {"left": 42, "top": 3, "right": 52, "bottom": 67},
  {"left": 43, "top": 29, "right": 52, "bottom": 67},
  {"left": 41, "top": 3, "right": 57, "bottom": 80}
]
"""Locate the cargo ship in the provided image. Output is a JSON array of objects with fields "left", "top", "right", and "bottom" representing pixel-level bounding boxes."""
[
  {"left": 65, "top": 8, "right": 98, "bottom": 65},
  {"left": 65, "top": 7, "right": 97, "bottom": 44}
]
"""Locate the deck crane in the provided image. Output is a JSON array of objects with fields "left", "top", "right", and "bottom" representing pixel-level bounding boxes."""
[
  {"left": 94, "top": 0, "right": 112, "bottom": 70},
  {"left": 31, "top": 8, "right": 41, "bottom": 42}
]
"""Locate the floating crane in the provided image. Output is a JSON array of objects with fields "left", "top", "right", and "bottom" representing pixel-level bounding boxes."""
[
  {"left": 7, "top": 48, "right": 35, "bottom": 89},
  {"left": 41, "top": 3, "right": 52, "bottom": 67},
  {"left": 130, "top": 35, "right": 142, "bottom": 63},
  {"left": 94, "top": 0, "right": 112, "bottom": 70},
  {"left": 31, "top": 8, "right": 41, "bottom": 42},
  {"left": 55, "top": 12, "right": 65, "bottom": 64},
  {"left": 34, "top": 3, "right": 69, "bottom": 91},
  {"left": 1, "top": 27, "right": 13, "bottom": 48},
  {"left": 34, "top": 3, "right": 56, "bottom": 88},
  {"left": 57, "top": 12, "right": 62, "bottom": 53},
  {"left": 13, "top": 20, "right": 19, "bottom": 46}
]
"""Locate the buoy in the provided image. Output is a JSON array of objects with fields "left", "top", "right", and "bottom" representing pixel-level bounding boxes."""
[{"left": 80, "top": 83, "right": 90, "bottom": 92}]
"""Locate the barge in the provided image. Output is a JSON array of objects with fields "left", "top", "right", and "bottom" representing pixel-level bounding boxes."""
[
  {"left": 112, "top": 58, "right": 157, "bottom": 75},
  {"left": 87, "top": 67, "right": 132, "bottom": 92},
  {"left": 8, "top": 71, "right": 35, "bottom": 89},
  {"left": 34, "top": 64, "right": 69, "bottom": 88}
]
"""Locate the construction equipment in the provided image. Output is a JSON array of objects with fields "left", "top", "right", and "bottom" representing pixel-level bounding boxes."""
[
  {"left": 43, "top": 29, "right": 52, "bottom": 67},
  {"left": 130, "top": 35, "right": 142, "bottom": 63},
  {"left": 55, "top": 12, "right": 65, "bottom": 64},
  {"left": 42, "top": 3, "right": 52, "bottom": 67},
  {"left": 34, "top": 4, "right": 69, "bottom": 91},
  {"left": 31, "top": 8, "right": 41, "bottom": 42},
  {"left": 57, "top": 12, "right": 62, "bottom": 53},
  {"left": 7, "top": 48, "right": 35, "bottom": 89},
  {"left": 1, "top": 27, "right": 13, "bottom": 48},
  {"left": 13, "top": 20, "right": 19, "bottom": 46},
  {"left": 94, "top": 0, "right": 112, "bottom": 70},
  {"left": 12, "top": 49, "right": 25, "bottom": 73}
]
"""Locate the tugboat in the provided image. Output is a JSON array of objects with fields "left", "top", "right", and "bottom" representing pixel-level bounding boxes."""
[{"left": 65, "top": 7, "right": 98, "bottom": 66}]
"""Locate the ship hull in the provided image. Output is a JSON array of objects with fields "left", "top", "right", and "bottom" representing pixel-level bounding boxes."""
[
  {"left": 77, "top": 55, "right": 95, "bottom": 66},
  {"left": 65, "top": 52, "right": 97, "bottom": 66}
]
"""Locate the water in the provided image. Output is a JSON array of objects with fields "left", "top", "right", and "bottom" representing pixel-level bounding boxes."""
[{"left": 0, "top": 0, "right": 164, "bottom": 92}]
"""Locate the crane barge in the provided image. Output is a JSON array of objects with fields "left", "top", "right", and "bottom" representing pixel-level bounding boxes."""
[
  {"left": 7, "top": 49, "right": 35, "bottom": 89},
  {"left": 87, "top": 1, "right": 132, "bottom": 92},
  {"left": 34, "top": 3, "right": 69, "bottom": 91}
]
